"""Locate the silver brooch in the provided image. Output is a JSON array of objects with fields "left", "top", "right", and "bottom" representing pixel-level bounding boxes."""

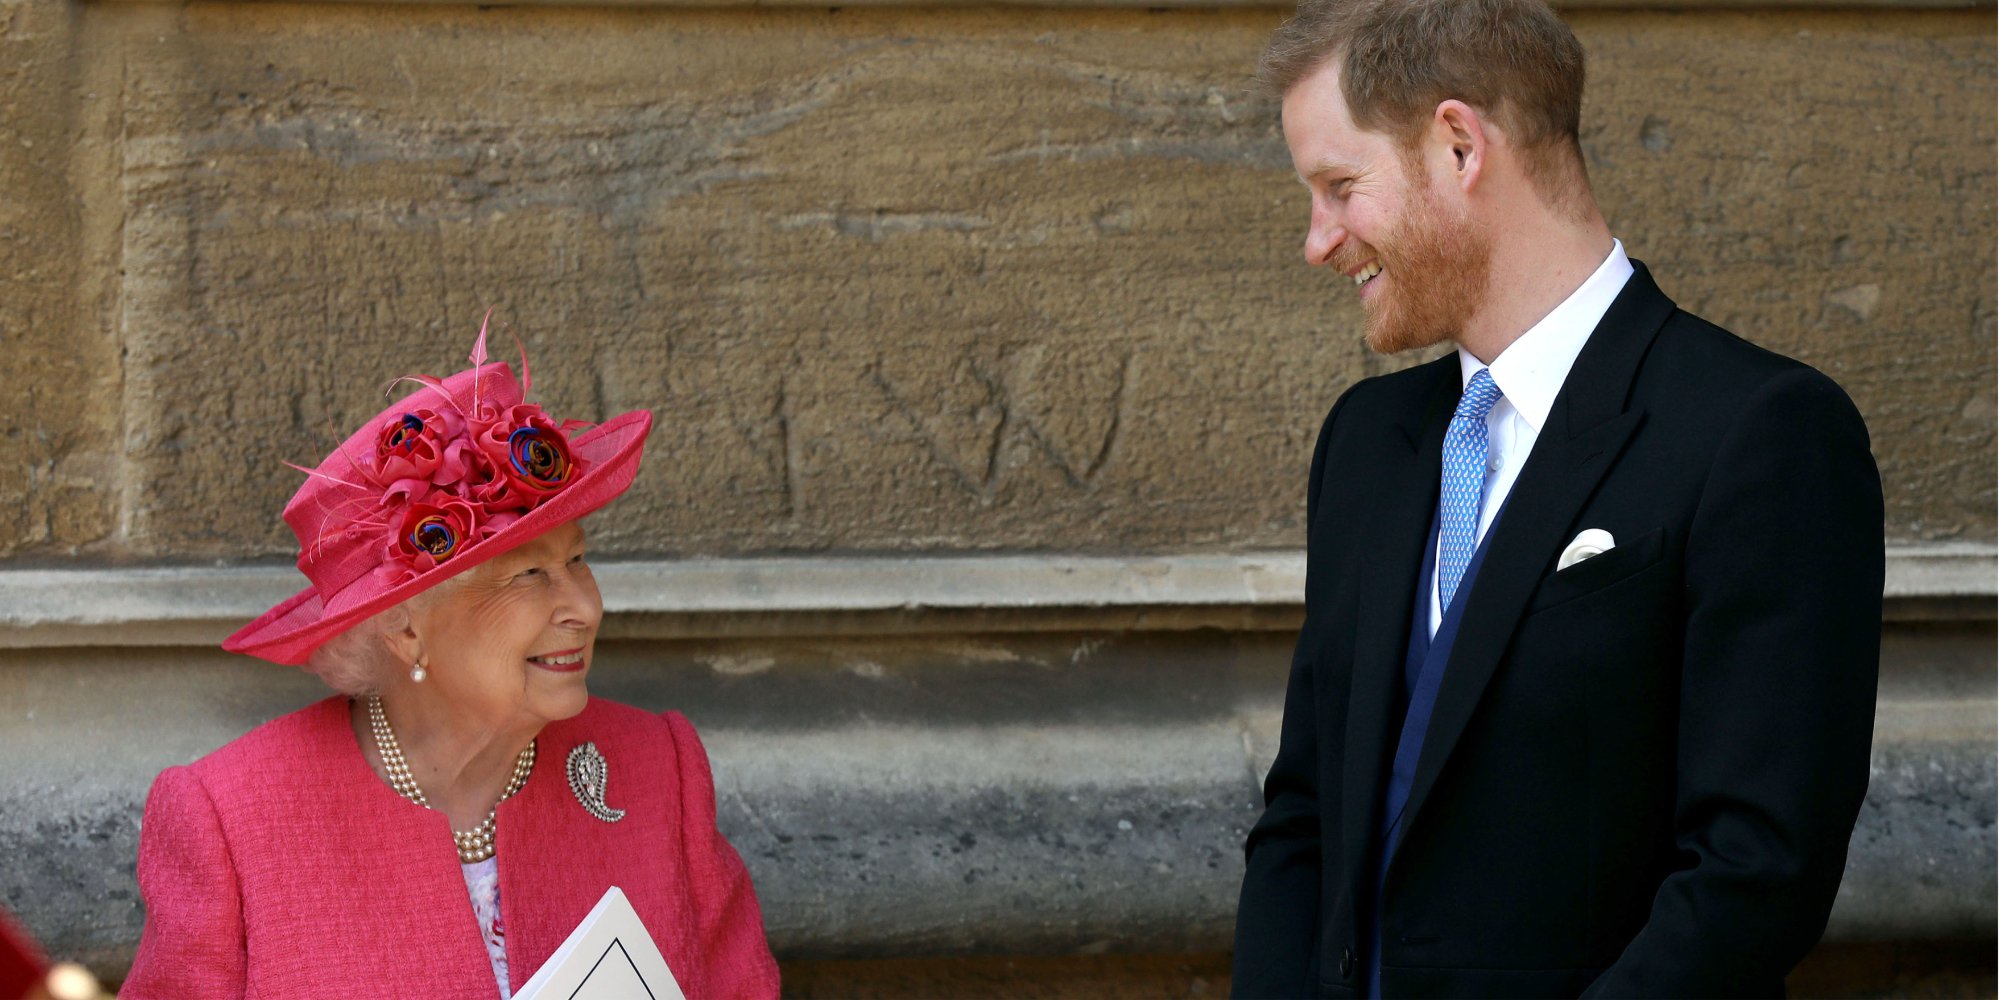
[{"left": 566, "top": 742, "right": 626, "bottom": 823}]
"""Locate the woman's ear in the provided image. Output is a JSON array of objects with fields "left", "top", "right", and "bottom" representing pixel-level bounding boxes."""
[{"left": 381, "top": 606, "right": 425, "bottom": 672}]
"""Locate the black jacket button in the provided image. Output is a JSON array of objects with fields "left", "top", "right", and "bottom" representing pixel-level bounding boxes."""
[{"left": 1339, "top": 946, "right": 1355, "bottom": 977}]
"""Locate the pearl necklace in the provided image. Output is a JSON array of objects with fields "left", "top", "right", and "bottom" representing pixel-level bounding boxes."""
[{"left": 366, "top": 695, "right": 536, "bottom": 864}]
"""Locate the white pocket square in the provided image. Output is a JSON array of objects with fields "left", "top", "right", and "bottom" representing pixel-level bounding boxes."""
[{"left": 1557, "top": 528, "right": 1616, "bottom": 571}]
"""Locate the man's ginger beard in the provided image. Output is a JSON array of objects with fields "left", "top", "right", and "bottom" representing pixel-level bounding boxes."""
[{"left": 1336, "top": 165, "right": 1493, "bottom": 355}]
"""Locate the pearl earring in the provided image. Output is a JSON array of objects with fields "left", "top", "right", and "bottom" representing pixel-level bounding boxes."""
[{"left": 411, "top": 659, "right": 428, "bottom": 683}]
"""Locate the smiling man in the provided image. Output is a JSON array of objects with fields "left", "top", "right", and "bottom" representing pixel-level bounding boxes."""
[{"left": 1230, "top": 1, "right": 1885, "bottom": 997}]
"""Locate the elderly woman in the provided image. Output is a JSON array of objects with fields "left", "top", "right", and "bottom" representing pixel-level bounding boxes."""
[{"left": 122, "top": 332, "right": 779, "bottom": 999}]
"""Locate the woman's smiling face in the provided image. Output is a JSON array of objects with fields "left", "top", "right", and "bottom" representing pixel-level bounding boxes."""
[{"left": 410, "top": 520, "right": 602, "bottom": 730}]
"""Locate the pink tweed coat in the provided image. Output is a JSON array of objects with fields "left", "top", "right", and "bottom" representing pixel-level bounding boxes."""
[{"left": 123, "top": 696, "right": 780, "bottom": 999}]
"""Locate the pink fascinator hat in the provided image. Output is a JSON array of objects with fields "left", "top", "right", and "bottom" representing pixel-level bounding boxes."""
[{"left": 224, "top": 321, "right": 653, "bottom": 666}]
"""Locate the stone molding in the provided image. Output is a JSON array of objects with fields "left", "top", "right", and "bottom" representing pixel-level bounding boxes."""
[{"left": 1, "top": 543, "right": 1990, "bottom": 648}]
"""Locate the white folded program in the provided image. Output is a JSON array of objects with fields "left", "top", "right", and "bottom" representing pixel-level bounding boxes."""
[{"left": 513, "top": 886, "right": 686, "bottom": 1000}]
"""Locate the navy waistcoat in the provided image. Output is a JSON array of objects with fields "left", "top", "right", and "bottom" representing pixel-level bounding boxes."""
[{"left": 1365, "top": 505, "right": 1502, "bottom": 998}]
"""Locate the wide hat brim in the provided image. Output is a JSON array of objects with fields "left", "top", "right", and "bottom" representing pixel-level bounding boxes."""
[{"left": 222, "top": 409, "right": 652, "bottom": 666}]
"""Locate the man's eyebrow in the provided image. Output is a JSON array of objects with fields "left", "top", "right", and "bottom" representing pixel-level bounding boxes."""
[{"left": 1299, "top": 159, "right": 1355, "bottom": 184}]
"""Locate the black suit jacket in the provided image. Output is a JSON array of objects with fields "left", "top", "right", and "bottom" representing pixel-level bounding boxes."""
[{"left": 1232, "top": 263, "right": 1884, "bottom": 999}]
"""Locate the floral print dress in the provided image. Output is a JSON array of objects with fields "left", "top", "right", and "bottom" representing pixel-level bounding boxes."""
[{"left": 462, "top": 858, "right": 511, "bottom": 999}]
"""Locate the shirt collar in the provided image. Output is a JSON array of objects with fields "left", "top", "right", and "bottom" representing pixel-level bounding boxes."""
[{"left": 1458, "top": 239, "right": 1634, "bottom": 432}]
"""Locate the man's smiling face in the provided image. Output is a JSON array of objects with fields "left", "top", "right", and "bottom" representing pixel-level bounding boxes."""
[{"left": 1282, "top": 57, "right": 1492, "bottom": 354}]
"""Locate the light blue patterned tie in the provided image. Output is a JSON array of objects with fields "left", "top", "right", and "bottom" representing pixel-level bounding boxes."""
[{"left": 1439, "top": 368, "right": 1503, "bottom": 611}]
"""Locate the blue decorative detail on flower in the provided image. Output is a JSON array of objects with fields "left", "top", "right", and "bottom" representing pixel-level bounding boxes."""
[
  {"left": 384, "top": 414, "right": 425, "bottom": 453},
  {"left": 508, "top": 426, "right": 571, "bottom": 487},
  {"left": 410, "top": 514, "right": 458, "bottom": 558}
]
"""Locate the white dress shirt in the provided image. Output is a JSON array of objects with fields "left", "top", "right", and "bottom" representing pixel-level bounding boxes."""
[{"left": 1429, "top": 239, "right": 1634, "bottom": 635}]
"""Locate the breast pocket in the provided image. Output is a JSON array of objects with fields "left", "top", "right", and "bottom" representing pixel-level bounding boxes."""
[{"left": 1525, "top": 526, "right": 1667, "bottom": 615}]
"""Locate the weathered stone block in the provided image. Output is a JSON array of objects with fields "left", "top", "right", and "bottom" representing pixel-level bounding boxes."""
[
  {"left": 14, "top": 5, "right": 1975, "bottom": 561},
  {"left": 0, "top": 0, "right": 120, "bottom": 559},
  {"left": 91, "top": 5, "right": 1341, "bottom": 559},
  {"left": 1574, "top": 10, "right": 1996, "bottom": 542}
]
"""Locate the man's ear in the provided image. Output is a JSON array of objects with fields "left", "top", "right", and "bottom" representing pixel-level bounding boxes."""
[{"left": 1432, "top": 100, "right": 1488, "bottom": 193}]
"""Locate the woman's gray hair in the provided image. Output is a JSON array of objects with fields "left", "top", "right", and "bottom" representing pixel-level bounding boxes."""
[{"left": 302, "top": 578, "right": 460, "bottom": 695}]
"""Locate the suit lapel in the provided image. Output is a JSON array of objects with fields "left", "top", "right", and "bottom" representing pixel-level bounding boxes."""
[
  {"left": 1391, "top": 263, "right": 1678, "bottom": 855},
  {"left": 1337, "top": 356, "right": 1457, "bottom": 903}
]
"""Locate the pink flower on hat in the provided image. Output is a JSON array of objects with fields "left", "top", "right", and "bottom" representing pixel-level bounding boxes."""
[
  {"left": 376, "top": 493, "right": 486, "bottom": 586},
  {"left": 470, "top": 404, "right": 586, "bottom": 499},
  {"left": 361, "top": 393, "right": 584, "bottom": 578},
  {"left": 369, "top": 407, "right": 472, "bottom": 488}
]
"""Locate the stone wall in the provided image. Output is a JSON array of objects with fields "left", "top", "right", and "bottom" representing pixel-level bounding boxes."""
[{"left": 2, "top": 4, "right": 1992, "bottom": 562}]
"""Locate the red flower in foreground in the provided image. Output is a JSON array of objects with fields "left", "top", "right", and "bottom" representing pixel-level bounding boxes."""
[
  {"left": 380, "top": 495, "right": 486, "bottom": 582},
  {"left": 471, "top": 404, "right": 585, "bottom": 499}
]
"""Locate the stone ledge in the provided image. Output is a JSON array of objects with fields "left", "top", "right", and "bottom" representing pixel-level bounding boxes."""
[
  {"left": 4, "top": 698, "right": 1989, "bottom": 974},
  {"left": 0, "top": 622, "right": 1987, "bottom": 971},
  {"left": 0, "top": 544, "right": 1989, "bottom": 648},
  {"left": 718, "top": 701, "right": 1995, "bottom": 956}
]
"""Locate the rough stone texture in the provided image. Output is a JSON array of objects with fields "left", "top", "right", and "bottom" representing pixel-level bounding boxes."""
[
  {"left": 0, "top": 0, "right": 121, "bottom": 560},
  {"left": 776, "top": 942, "right": 2000, "bottom": 999},
  {"left": 1577, "top": 11, "right": 1996, "bottom": 544},
  {"left": 781, "top": 952, "right": 1236, "bottom": 998},
  {"left": 0, "top": 5, "right": 1988, "bottom": 560},
  {"left": 1786, "top": 941, "right": 1999, "bottom": 1000},
  {"left": 3, "top": 619, "right": 1988, "bottom": 981},
  {"left": 780, "top": 942, "right": 2000, "bottom": 1000},
  {"left": 90, "top": 3, "right": 1339, "bottom": 561},
  {"left": 1837, "top": 737, "right": 1996, "bottom": 940}
]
